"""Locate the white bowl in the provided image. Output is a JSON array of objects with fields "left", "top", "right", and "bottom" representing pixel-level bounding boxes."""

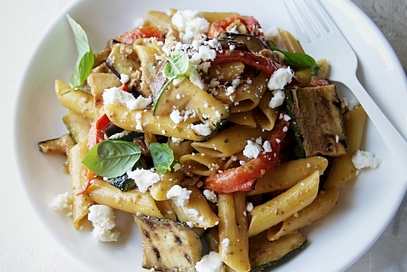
[{"left": 13, "top": 0, "right": 407, "bottom": 271}]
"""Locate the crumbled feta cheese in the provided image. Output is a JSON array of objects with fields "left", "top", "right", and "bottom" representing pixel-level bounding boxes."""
[
  {"left": 243, "top": 140, "right": 262, "bottom": 159},
  {"left": 103, "top": 87, "right": 152, "bottom": 110},
  {"left": 171, "top": 10, "right": 210, "bottom": 43},
  {"left": 88, "top": 205, "right": 120, "bottom": 242},
  {"left": 268, "top": 90, "right": 286, "bottom": 108},
  {"left": 166, "top": 185, "right": 192, "bottom": 206},
  {"left": 195, "top": 251, "right": 224, "bottom": 272},
  {"left": 262, "top": 140, "right": 272, "bottom": 153},
  {"left": 267, "top": 67, "right": 294, "bottom": 91},
  {"left": 203, "top": 189, "right": 218, "bottom": 203},
  {"left": 191, "top": 123, "right": 212, "bottom": 136},
  {"left": 351, "top": 150, "right": 381, "bottom": 170},
  {"left": 49, "top": 192, "right": 72, "bottom": 216},
  {"left": 119, "top": 74, "right": 129, "bottom": 84},
  {"left": 246, "top": 202, "right": 254, "bottom": 212},
  {"left": 126, "top": 169, "right": 160, "bottom": 193}
]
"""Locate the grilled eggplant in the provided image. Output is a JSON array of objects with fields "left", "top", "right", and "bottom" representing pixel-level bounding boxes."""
[
  {"left": 134, "top": 216, "right": 202, "bottom": 271},
  {"left": 285, "top": 84, "right": 348, "bottom": 158}
]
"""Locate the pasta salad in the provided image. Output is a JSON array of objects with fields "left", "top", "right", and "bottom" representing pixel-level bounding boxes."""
[{"left": 39, "top": 8, "right": 380, "bottom": 272}]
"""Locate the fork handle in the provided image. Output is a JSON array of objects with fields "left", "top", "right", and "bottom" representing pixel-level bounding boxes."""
[{"left": 346, "top": 78, "right": 407, "bottom": 180}]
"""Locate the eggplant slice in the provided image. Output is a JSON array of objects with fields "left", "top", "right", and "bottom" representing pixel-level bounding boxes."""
[{"left": 285, "top": 84, "right": 348, "bottom": 158}]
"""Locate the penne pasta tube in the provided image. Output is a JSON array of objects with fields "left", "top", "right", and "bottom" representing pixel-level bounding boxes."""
[
  {"left": 248, "top": 156, "right": 328, "bottom": 196},
  {"left": 87, "top": 178, "right": 164, "bottom": 218},
  {"left": 248, "top": 170, "right": 320, "bottom": 237},
  {"left": 232, "top": 71, "right": 268, "bottom": 113},
  {"left": 191, "top": 125, "right": 269, "bottom": 158},
  {"left": 105, "top": 104, "right": 205, "bottom": 141},
  {"left": 55, "top": 80, "right": 96, "bottom": 120},
  {"left": 228, "top": 111, "right": 257, "bottom": 128},
  {"left": 267, "top": 187, "right": 339, "bottom": 241},
  {"left": 87, "top": 73, "right": 121, "bottom": 107},
  {"left": 253, "top": 91, "right": 278, "bottom": 131},
  {"left": 324, "top": 106, "right": 367, "bottom": 188},
  {"left": 149, "top": 170, "right": 184, "bottom": 201},
  {"left": 218, "top": 193, "right": 251, "bottom": 272},
  {"left": 69, "top": 139, "right": 94, "bottom": 229},
  {"left": 180, "top": 153, "right": 224, "bottom": 176},
  {"left": 169, "top": 186, "right": 219, "bottom": 229}
]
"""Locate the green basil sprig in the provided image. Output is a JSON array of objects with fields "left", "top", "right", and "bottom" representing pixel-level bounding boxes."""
[
  {"left": 82, "top": 140, "right": 141, "bottom": 179},
  {"left": 150, "top": 142, "right": 174, "bottom": 174},
  {"left": 268, "top": 41, "right": 316, "bottom": 69},
  {"left": 65, "top": 15, "right": 94, "bottom": 93}
]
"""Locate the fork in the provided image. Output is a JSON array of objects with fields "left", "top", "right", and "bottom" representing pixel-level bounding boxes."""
[{"left": 283, "top": 0, "right": 407, "bottom": 179}]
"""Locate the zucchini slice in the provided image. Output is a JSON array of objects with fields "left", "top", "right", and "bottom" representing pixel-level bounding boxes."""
[
  {"left": 249, "top": 231, "right": 307, "bottom": 272},
  {"left": 285, "top": 84, "right": 348, "bottom": 158},
  {"left": 134, "top": 216, "right": 202, "bottom": 271},
  {"left": 62, "top": 110, "right": 91, "bottom": 144}
]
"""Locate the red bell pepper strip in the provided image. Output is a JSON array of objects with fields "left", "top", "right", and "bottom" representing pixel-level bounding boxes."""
[
  {"left": 212, "top": 50, "right": 299, "bottom": 85},
  {"left": 115, "top": 26, "right": 162, "bottom": 44},
  {"left": 203, "top": 112, "right": 290, "bottom": 194}
]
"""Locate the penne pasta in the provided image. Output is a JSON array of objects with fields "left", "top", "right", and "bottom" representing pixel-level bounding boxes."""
[
  {"left": 68, "top": 139, "right": 94, "bottom": 229},
  {"left": 248, "top": 156, "right": 328, "bottom": 196},
  {"left": 267, "top": 186, "right": 339, "bottom": 241},
  {"left": 55, "top": 80, "right": 96, "bottom": 120},
  {"left": 218, "top": 193, "right": 251, "bottom": 272},
  {"left": 87, "top": 178, "right": 164, "bottom": 218},
  {"left": 248, "top": 170, "right": 320, "bottom": 237},
  {"left": 324, "top": 106, "right": 367, "bottom": 188},
  {"left": 191, "top": 125, "right": 269, "bottom": 158}
]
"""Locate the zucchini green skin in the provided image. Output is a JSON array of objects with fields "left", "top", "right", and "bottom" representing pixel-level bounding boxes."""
[
  {"left": 62, "top": 110, "right": 91, "bottom": 144},
  {"left": 249, "top": 232, "right": 307, "bottom": 272},
  {"left": 284, "top": 89, "right": 306, "bottom": 158}
]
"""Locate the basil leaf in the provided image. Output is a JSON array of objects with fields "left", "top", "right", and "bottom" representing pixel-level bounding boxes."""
[
  {"left": 162, "top": 51, "right": 190, "bottom": 79},
  {"left": 82, "top": 140, "right": 141, "bottom": 178},
  {"left": 66, "top": 14, "right": 94, "bottom": 92},
  {"left": 268, "top": 41, "right": 316, "bottom": 69},
  {"left": 150, "top": 142, "right": 174, "bottom": 174}
]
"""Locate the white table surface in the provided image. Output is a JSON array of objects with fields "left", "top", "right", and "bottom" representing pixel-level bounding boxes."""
[{"left": 1, "top": 0, "right": 406, "bottom": 271}]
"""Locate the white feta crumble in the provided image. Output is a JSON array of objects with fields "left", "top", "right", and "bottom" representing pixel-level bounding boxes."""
[
  {"left": 195, "top": 251, "right": 225, "bottom": 272},
  {"left": 126, "top": 169, "right": 160, "bottom": 193},
  {"left": 166, "top": 185, "right": 192, "bottom": 206},
  {"left": 171, "top": 10, "right": 210, "bottom": 43},
  {"left": 49, "top": 192, "right": 72, "bottom": 216},
  {"left": 103, "top": 87, "right": 152, "bottom": 110},
  {"left": 268, "top": 90, "right": 286, "bottom": 108},
  {"left": 243, "top": 140, "right": 262, "bottom": 159},
  {"left": 191, "top": 123, "right": 213, "bottom": 136},
  {"left": 351, "top": 150, "right": 381, "bottom": 170},
  {"left": 267, "top": 67, "right": 294, "bottom": 91},
  {"left": 262, "top": 140, "right": 272, "bottom": 153},
  {"left": 246, "top": 202, "right": 254, "bottom": 213},
  {"left": 119, "top": 73, "right": 130, "bottom": 84},
  {"left": 88, "top": 205, "right": 120, "bottom": 242},
  {"left": 203, "top": 189, "right": 218, "bottom": 203}
]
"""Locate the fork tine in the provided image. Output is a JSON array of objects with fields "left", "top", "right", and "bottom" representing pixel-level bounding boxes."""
[{"left": 284, "top": 0, "right": 338, "bottom": 43}]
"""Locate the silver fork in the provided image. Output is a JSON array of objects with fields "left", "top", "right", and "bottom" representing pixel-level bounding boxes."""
[{"left": 283, "top": 0, "right": 407, "bottom": 179}]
